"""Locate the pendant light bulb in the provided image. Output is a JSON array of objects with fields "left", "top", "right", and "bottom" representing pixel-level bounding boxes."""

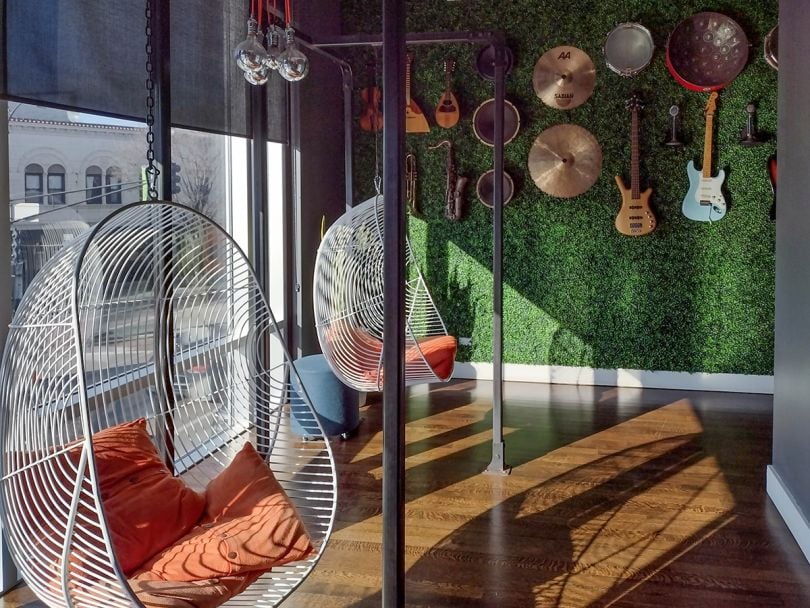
[
  {"left": 244, "top": 65, "right": 271, "bottom": 86},
  {"left": 234, "top": 18, "right": 268, "bottom": 73},
  {"left": 278, "top": 27, "right": 309, "bottom": 82},
  {"left": 263, "top": 24, "right": 283, "bottom": 71}
]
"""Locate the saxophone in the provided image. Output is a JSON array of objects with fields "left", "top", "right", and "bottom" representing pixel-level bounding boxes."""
[{"left": 429, "top": 140, "right": 467, "bottom": 221}]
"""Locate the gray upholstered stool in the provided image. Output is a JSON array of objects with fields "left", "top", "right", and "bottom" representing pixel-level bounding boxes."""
[{"left": 291, "top": 353, "right": 360, "bottom": 440}]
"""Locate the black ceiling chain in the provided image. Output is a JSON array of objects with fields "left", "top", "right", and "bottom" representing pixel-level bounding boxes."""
[{"left": 144, "top": 0, "right": 159, "bottom": 200}]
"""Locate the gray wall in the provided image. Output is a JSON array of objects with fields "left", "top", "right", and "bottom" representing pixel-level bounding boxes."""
[
  {"left": 291, "top": 0, "right": 346, "bottom": 357},
  {"left": 773, "top": 0, "right": 810, "bottom": 516}
]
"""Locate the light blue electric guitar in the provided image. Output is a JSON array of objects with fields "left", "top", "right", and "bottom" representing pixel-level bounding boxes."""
[{"left": 682, "top": 92, "right": 727, "bottom": 222}]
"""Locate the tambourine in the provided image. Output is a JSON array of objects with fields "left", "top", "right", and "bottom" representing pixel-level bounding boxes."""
[
  {"left": 476, "top": 170, "right": 515, "bottom": 208},
  {"left": 472, "top": 99, "right": 521, "bottom": 147},
  {"left": 764, "top": 25, "right": 778, "bottom": 71},
  {"left": 604, "top": 22, "right": 654, "bottom": 77}
]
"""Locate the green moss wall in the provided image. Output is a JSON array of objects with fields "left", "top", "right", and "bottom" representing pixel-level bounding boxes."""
[{"left": 341, "top": 0, "right": 778, "bottom": 374}]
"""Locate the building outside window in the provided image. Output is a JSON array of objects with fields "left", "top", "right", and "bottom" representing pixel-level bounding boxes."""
[
  {"left": 86, "top": 166, "right": 103, "bottom": 203},
  {"left": 105, "top": 166, "right": 122, "bottom": 204},
  {"left": 23, "top": 163, "right": 43, "bottom": 203},
  {"left": 47, "top": 164, "right": 65, "bottom": 204}
]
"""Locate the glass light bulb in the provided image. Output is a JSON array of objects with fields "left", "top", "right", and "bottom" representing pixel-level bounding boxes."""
[
  {"left": 234, "top": 18, "right": 268, "bottom": 73},
  {"left": 278, "top": 28, "right": 309, "bottom": 82},
  {"left": 263, "top": 25, "right": 283, "bottom": 71},
  {"left": 244, "top": 65, "right": 270, "bottom": 86}
]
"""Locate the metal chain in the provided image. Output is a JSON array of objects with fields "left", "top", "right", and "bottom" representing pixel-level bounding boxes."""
[{"left": 144, "top": 0, "right": 159, "bottom": 200}]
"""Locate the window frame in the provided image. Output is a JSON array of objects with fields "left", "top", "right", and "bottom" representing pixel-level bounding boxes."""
[
  {"left": 85, "top": 165, "right": 103, "bottom": 204},
  {"left": 23, "top": 163, "right": 43, "bottom": 203},
  {"left": 46, "top": 164, "right": 66, "bottom": 205}
]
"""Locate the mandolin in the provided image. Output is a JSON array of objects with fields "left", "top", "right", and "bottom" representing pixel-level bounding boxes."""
[
  {"left": 615, "top": 93, "right": 656, "bottom": 236},
  {"left": 768, "top": 155, "right": 777, "bottom": 221},
  {"left": 682, "top": 91, "right": 727, "bottom": 222},
  {"left": 405, "top": 51, "right": 430, "bottom": 134},
  {"left": 359, "top": 63, "right": 383, "bottom": 133},
  {"left": 435, "top": 57, "right": 460, "bottom": 128}
]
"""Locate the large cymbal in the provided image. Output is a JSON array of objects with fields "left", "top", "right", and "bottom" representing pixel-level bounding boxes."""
[
  {"left": 533, "top": 46, "right": 596, "bottom": 110},
  {"left": 528, "top": 124, "right": 602, "bottom": 198}
]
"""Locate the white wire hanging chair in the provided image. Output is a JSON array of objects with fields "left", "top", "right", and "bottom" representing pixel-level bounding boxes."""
[
  {"left": 0, "top": 201, "right": 336, "bottom": 608},
  {"left": 313, "top": 194, "right": 457, "bottom": 392}
]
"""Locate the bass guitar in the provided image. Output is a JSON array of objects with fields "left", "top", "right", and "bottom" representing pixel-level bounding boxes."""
[
  {"left": 435, "top": 57, "right": 460, "bottom": 128},
  {"left": 615, "top": 93, "right": 656, "bottom": 236},
  {"left": 682, "top": 91, "right": 727, "bottom": 222},
  {"left": 405, "top": 51, "right": 430, "bottom": 133}
]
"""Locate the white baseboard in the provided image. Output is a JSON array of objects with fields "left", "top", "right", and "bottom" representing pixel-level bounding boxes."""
[
  {"left": 452, "top": 362, "right": 774, "bottom": 394},
  {"left": 766, "top": 466, "right": 810, "bottom": 565}
]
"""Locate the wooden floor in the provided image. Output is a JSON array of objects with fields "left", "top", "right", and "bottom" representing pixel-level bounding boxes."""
[{"left": 3, "top": 380, "right": 810, "bottom": 607}]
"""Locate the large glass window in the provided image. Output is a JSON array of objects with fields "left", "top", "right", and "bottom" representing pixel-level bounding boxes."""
[
  {"left": 105, "top": 166, "right": 122, "bottom": 204},
  {"left": 85, "top": 165, "right": 103, "bottom": 203},
  {"left": 24, "top": 163, "right": 43, "bottom": 203},
  {"left": 47, "top": 164, "right": 65, "bottom": 204}
]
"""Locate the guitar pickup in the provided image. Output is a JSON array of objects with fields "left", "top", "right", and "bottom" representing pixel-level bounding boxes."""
[{"left": 629, "top": 223, "right": 642, "bottom": 229}]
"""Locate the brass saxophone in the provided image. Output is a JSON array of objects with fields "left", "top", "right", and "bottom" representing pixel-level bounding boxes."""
[{"left": 429, "top": 139, "right": 467, "bottom": 221}]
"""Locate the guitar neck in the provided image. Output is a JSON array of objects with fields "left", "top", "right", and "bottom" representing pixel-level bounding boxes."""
[
  {"left": 444, "top": 61, "right": 452, "bottom": 93},
  {"left": 702, "top": 113, "right": 714, "bottom": 179},
  {"left": 405, "top": 57, "right": 413, "bottom": 105},
  {"left": 630, "top": 108, "right": 640, "bottom": 199}
]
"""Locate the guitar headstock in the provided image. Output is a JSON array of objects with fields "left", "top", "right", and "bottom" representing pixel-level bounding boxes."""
[
  {"left": 406, "top": 50, "right": 414, "bottom": 67},
  {"left": 705, "top": 91, "right": 718, "bottom": 116},
  {"left": 625, "top": 93, "right": 643, "bottom": 112},
  {"left": 444, "top": 57, "right": 456, "bottom": 74}
]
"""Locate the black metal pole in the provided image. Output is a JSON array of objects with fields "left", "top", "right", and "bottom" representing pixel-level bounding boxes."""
[
  {"left": 149, "top": 0, "right": 176, "bottom": 471},
  {"left": 250, "top": 75, "right": 272, "bottom": 456},
  {"left": 486, "top": 39, "right": 509, "bottom": 475},
  {"left": 382, "top": 0, "right": 406, "bottom": 606},
  {"left": 341, "top": 64, "right": 354, "bottom": 210}
]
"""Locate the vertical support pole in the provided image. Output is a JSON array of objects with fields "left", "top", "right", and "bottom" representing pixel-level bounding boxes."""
[
  {"left": 486, "top": 39, "right": 510, "bottom": 475},
  {"left": 250, "top": 78, "right": 272, "bottom": 456},
  {"left": 149, "top": 0, "right": 175, "bottom": 470},
  {"left": 341, "top": 64, "right": 355, "bottom": 210},
  {"left": 382, "top": 0, "right": 406, "bottom": 606},
  {"left": 0, "top": 101, "right": 20, "bottom": 594}
]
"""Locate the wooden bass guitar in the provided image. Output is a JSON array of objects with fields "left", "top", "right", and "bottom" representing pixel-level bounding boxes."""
[
  {"left": 615, "top": 93, "right": 656, "bottom": 236},
  {"left": 682, "top": 91, "right": 727, "bottom": 222},
  {"left": 405, "top": 51, "right": 430, "bottom": 133}
]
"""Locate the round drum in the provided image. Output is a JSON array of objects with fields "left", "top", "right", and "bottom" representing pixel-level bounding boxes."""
[
  {"left": 475, "top": 44, "right": 515, "bottom": 81},
  {"left": 604, "top": 22, "right": 654, "bottom": 77},
  {"left": 472, "top": 99, "right": 521, "bottom": 147},
  {"left": 666, "top": 12, "right": 749, "bottom": 91},
  {"left": 476, "top": 170, "right": 515, "bottom": 208},
  {"left": 764, "top": 25, "right": 778, "bottom": 71}
]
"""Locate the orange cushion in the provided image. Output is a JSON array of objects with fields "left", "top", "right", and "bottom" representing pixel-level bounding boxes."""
[
  {"left": 410, "top": 335, "right": 457, "bottom": 381},
  {"left": 140, "top": 442, "right": 314, "bottom": 581},
  {"left": 129, "top": 570, "right": 262, "bottom": 608},
  {"left": 80, "top": 420, "right": 206, "bottom": 575}
]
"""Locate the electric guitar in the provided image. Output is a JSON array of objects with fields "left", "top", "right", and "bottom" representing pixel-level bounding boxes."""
[
  {"left": 615, "top": 93, "right": 656, "bottom": 236},
  {"left": 405, "top": 51, "right": 430, "bottom": 134},
  {"left": 682, "top": 91, "right": 727, "bottom": 222},
  {"left": 435, "top": 57, "right": 460, "bottom": 128}
]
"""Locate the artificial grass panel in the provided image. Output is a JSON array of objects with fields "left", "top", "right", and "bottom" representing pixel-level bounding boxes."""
[{"left": 341, "top": 0, "right": 777, "bottom": 374}]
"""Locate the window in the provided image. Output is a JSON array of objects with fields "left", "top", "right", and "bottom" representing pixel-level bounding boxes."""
[
  {"left": 24, "top": 163, "right": 43, "bottom": 203},
  {"left": 85, "top": 166, "right": 103, "bottom": 203},
  {"left": 47, "top": 164, "right": 66, "bottom": 204},
  {"left": 105, "top": 166, "right": 122, "bottom": 204}
]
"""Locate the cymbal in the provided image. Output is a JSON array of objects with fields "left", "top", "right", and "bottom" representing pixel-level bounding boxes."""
[
  {"left": 532, "top": 46, "right": 596, "bottom": 109},
  {"left": 528, "top": 124, "right": 602, "bottom": 198}
]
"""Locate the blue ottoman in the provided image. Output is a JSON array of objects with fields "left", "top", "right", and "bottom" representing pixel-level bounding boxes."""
[{"left": 291, "top": 354, "right": 360, "bottom": 440}]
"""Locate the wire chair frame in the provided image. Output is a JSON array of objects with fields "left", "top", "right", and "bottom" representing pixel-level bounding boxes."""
[
  {"left": 0, "top": 201, "right": 336, "bottom": 608},
  {"left": 313, "top": 195, "right": 453, "bottom": 392}
]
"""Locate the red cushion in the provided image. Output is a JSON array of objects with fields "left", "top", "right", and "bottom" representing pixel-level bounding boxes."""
[
  {"left": 79, "top": 420, "right": 206, "bottom": 575},
  {"left": 140, "top": 442, "right": 314, "bottom": 581}
]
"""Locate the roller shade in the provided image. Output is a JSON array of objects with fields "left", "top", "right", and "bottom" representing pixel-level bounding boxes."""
[{"left": 1, "top": 0, "right": 288, "bottom": 143}]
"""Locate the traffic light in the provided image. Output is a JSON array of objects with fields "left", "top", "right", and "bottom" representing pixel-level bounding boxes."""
[{"left": 171, "top": 162, "right": 181, "bottom": 195}]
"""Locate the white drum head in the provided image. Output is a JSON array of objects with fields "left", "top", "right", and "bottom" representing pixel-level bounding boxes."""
[{"left": 604, "top": 22, "right": 654, "bottom": 77}]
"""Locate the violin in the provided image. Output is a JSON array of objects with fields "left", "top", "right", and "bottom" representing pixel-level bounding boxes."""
[{"left": 359, "top": 85, "right": 383, "bottom": 133}]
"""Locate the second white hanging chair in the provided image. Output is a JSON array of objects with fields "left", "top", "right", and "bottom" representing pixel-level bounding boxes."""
[{"left": 313, "top": 195, "right": 457, "bottom": 392}]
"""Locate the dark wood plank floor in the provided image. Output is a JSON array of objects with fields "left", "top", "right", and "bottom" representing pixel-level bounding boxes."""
[{"left": 3, "top": 380, "right": 809, "bottom": 607}]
